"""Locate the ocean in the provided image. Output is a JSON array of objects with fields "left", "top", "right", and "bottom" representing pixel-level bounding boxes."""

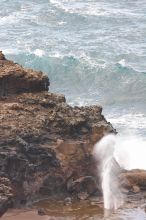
[
  {"left": 1, "top": 1, "right": 146, "bottom": 219},
  {"left": 1, "top": 0, "right": 146, "bottom": 165}
]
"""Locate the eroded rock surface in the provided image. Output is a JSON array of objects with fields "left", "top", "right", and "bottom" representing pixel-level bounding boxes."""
[
  {"left": 0, "top": 177, "right": 13, "bottom": 217},
  {"left": 0, "top": 52, "right": 116, "bottom": 214},
  {"left": 0, "top": 51, "right": 49, "bottom": 96},
  {"left": 1, "top": 51, "right": 146, "bottom": 216},
  {"left": 120, "top": 169, "right": 146, "bottom": 193}
]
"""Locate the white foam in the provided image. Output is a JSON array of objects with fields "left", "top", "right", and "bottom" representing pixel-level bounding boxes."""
[
  {"left": 0, "top": 14, "right": 18, "bottom": 25},
  {"left": 94, "top": 133, "right": 146, "bottom": 211},
  {"left": 108, "top": 113, "right": 146, "bottom": 130},
  {"left": 49, "top": 0, "right": 108, "bottom": 16},
  {"left": 48, "top": 50, "right": 107, "bottom": 69},
  {"left": 58, "top": 21, "right": 67, "bottom": 26},
  {"left": 124, "top": 208, "right": 146, "bottom": 220},
  {"left": 49, "top": 0, "right": 141, "bottom": 17},
  {"left": 48, "top": 51, "right": 65, "bottom": 58},
  {"left": 2, "top": 48, "right": 21, "bottom": 55},
  {"left": 33, "top": 49, "right": 45, "bottom": 57},
  {"left": 115, "top": 135, "right": 146, "bottom": 170},
  {"left": 118, "top": 59, "right": 126, "bottom": 67}
]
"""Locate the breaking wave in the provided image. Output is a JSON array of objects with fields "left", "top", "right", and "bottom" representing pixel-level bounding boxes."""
[{"left": 0, "top": 0, "right": 146, "bottom": 137}]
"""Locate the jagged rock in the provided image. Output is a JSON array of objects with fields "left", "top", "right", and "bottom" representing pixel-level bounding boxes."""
[
  {"left": 132, "top": 185, "right": 140, "bottom": 193},
  {"left": 0, "top": 51, "right": 115, "bottom": 215},
  {"left": 77, "top": 192, "right": 89, "bottom": 200},
  {"left": 37, "top": 208, "right": 47, "bottom": 216},
  {"left": 0, "top": 52, "right": 49, "bottom": 96},
  {"left": 0, "top": 177, "right": 13, "bottom": 217},
  {"left": 67, "top": 176, "right": 98, "bottom": 196},
  {"left": 119, "top": 170, "right": 146, "bottom": 193},
  {"left": 64, "top": 197, "right": 72, "bottom": 205},
  {"left": 0, "top": 51, "right": 6, "bottom": 60}
]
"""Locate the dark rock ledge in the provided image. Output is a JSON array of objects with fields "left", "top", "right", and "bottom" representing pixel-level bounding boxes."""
[{"left": 3, "top": 51, "right": 146, "bottom": 217}]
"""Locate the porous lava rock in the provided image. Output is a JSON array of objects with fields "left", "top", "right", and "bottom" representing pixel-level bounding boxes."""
[
  {"left": 0, "top": 51, "right": 49, "bottom": 96},
  {"left": 119, "top": 169, "right": 146, "bottom": 193},
  {"left": 0, "top": 51, "right": 115, "bottom": 215},
  {"left": 0, "top": 177, "right": 13, "bottom": 217}
]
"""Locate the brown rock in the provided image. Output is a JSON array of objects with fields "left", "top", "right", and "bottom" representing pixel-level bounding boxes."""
[
  {"left": 38, "top": 208, "right": 47, "bottom": 216},
  {"left": 0, "top": 52, "right": 115, "bottom": 214},
  {"left": 77, "top": 192, "right": 89, "bottom": 200},
  {"left": 0, "top": 51, "right": 6, "bottom": 60},
  {"left": 119, "top": 169, "right": 146, "bottom": 192},
  {"left": 64, "top": 197, "right": 72, "bottom": 205},
  {"left": 132, "top": 185, "right": 140, "bottom": 193},
  {"left": 0, "top": 177, "right": 13, "bottom": 217},
  {"left": 0, "top": 51, "right": 49, "bottom": 96},
  {"left": 67, "top": 176, "right": 98, "bottom": 196}
]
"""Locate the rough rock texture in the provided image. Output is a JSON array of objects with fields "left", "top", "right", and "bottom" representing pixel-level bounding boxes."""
[
  {"left": 0, "top": 177, "right": 13, "bottom": 217},
  {"left": 0, "top": 51, "right": 49, "bottom": 96},
  {"left": 119, "top": 170, "right": 146, "bottom": 193},
  {"left": 0, "top": 52, "right": 116, "bottom": 214},
  {"left": 1, "top": 51, "right": 146, "bottom": 216}
]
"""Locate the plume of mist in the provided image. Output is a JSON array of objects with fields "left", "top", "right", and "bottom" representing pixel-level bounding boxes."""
[
  {"left": 114, "top": 135, "right": 146, "bottom": 170},
  {"left": 93, "top": 132, "right": 146, "bottom": 212},
  {"left": 93, "top": 134, "right": 123, "bottom": 210}
]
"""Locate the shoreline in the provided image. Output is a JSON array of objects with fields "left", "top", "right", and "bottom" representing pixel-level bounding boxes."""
[
  {"left": 0, "top": 51, "right": 114, "bottom": 216},
  {"left": 2, "top": 192, "right": 146, "bottom": 220},
  {"left": 1, "top": 51, "right": 146, "bottom": 217}
]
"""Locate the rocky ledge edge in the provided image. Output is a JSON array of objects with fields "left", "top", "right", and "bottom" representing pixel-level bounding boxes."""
[{"left": 0, "top": 51, "right": 146, "bottom": 216}]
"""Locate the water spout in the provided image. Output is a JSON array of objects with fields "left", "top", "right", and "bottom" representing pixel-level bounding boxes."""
[{"left": 93, "top": 134, "right": 123, "bottom": 210}]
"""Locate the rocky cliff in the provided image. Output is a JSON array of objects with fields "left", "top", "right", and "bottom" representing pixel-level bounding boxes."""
[
  {"left": 0, "top": 52, "right": 49, "bottom": 96},
  {"left": 1, "top": 51, "right": 146, "bottom": 217},
  {"left": 0, "top": 51, "right": 116, "bottom": 215}
]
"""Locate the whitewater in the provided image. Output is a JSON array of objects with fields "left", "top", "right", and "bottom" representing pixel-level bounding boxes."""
[{"left": 0, "top": 0, "right": 146, "bottom": 169}]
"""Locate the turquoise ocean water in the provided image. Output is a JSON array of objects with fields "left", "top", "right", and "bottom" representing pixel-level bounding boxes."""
[
  {"left": 1, "top": 1, "right": 146, "bottom": 218},
  {"left": 0, "top": 0, "right": 146, "bottom": 137}
]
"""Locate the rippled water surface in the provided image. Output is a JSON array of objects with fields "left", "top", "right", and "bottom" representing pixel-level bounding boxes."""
[
  {"left": 1, "top": 0, "right": 146, "bottom": 219},
  {"left": 1, "top": 0, "right": 146, "bottom": 115},
  {"left": 1, "top": 0, "right": 146, "bottom": 136},
  {"left": 2, "top": 200, "right": 146, "bottom": 220}
]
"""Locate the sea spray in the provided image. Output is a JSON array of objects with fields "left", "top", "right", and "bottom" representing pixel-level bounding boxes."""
[
  {"left": 93, "top": 134, "right": 123, "bottom": 210},
  {"left": 115, "top": 135, "right": 146, "bottom": 170}
]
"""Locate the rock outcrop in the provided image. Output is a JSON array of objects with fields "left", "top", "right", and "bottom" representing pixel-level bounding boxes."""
[
  {"left": 1, "top": 51, "right": 146, "bottom": 216},
  {"left": 119, "top": 170, "right": 146, "bottom": 193},
  {"left": 0, "top": 177, "right": 13, "bottom": 217},
  {"left": 0, "top": 52, "right": 116, "bottom": 215},
  {"left": 0, "top": 51, "right": 49, "bottom": 96}
]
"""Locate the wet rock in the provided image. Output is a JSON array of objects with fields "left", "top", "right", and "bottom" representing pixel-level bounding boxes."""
[
  {"left": 64, "top": 197, "right": 72, "bottom": 205},
  {"left": 121, "top": 188, "right": 129, "bottom": 194},
  {"left": 68, "top": 176, "right": 98, "bottom": 195},
  {"left": 143, "top": 205, "right": 146, "bottom": 213},
  {"left": 119, "top": 170, "right": 146, "bottom": 192},
  {"left": 132, "top": 185, "right": 140, "bottom": 193},
  {"left": 0, "top": 51, "right": 6, "bottom": 60},
  {"left": 38, "top": 208, "right": 47, "bottom": 216},
  {"left": 67, "top": 176, "right": 98, "bottom": 196},
  {"left": 77, "top": 192, "right": 89, "bottom": 200},
  {"left": 0, "top": 52, "right": 115, "bottom": 214},
  {"left": 0, "top": 177, "right": 13, "bottom": 217}
]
